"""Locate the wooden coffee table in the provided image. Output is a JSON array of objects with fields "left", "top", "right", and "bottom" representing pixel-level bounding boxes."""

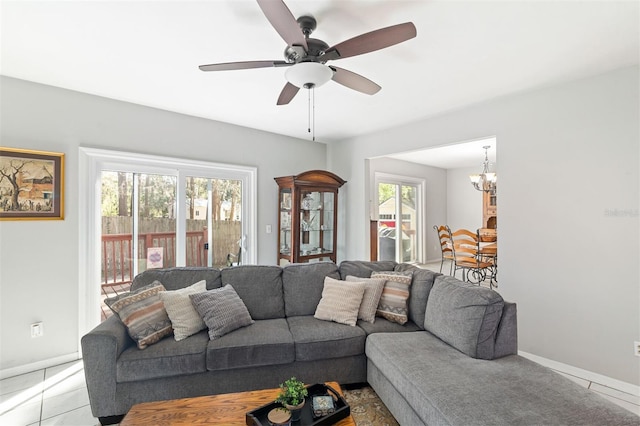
[{"left": 120, "top": 381, "right": 355, "bottom": 425}]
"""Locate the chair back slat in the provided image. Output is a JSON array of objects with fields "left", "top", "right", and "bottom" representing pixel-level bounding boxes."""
[
  {"left": 451, "top": 227, "right": 495, "bottom": 284},
  {"left": 433, "top": 225, "right": 454, "bottom": 274}
]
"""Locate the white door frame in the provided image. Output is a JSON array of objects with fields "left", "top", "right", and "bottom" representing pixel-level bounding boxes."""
[{"left": 78, "top": 147, "right": 257, "bottom": 351}]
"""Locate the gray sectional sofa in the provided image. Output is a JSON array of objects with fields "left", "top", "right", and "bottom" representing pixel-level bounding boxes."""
[{"left": 81, "top": 261, "right": 639, "bottom": 425}]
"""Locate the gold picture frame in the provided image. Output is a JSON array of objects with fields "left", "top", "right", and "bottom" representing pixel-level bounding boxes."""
[{"left": 0, "top": 147, "right": 65, "bottom": 220}]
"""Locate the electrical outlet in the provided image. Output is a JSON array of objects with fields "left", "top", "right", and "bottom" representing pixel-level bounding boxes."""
[
  {"left": 31, "top": 322, "right": 43, "bottom": 338},
  {"left": 635, "top": 341, "right": 640, "bottom": 357}
]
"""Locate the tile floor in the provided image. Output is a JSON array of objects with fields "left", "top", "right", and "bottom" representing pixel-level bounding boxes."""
[
  {"left": 0, "top": 360, "right": 95, "bottom": 425},
  {"left": 2, "top": 358, "right": 639, "bottom": 425},
  {"left": 0, "top": 263, "right": 637, "bottom": 425}
]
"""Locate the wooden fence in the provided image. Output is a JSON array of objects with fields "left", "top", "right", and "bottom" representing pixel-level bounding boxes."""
[{"left": 101, "top": 217, "right": 241, "bottom": 286}]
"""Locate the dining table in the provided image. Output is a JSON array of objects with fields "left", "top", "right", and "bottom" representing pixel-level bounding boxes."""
[{"left": 478, "top": 242, "right": 497, "bottom": 286}]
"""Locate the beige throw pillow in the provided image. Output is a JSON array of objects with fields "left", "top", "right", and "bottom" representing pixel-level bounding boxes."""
[
  {"left": 159, "top": 280, "right": 207, "bottom": 341},
  {"left": 345, "top": 275, "right": 386, "bottom": 323},
  {"left": 314, "top": 277, "right": 366, "bottom": 326}
]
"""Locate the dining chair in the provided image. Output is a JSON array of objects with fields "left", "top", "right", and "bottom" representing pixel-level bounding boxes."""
[
  {"left": 433, "top": 225, "right": 454, "bottom": 275},
  {"left": 451, "top": 228, "right": 493, "bottom": 285},
  {"left": 477, "top": 229, "right": 498, "bottom": 287}
]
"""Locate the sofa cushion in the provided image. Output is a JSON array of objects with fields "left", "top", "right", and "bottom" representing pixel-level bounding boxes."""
[
  {"left": 314, "top": 277, "right": 366, "bottom": 326},
  {"left": 424, "top": 276, "right": 504, "bottom": 359},
  {"left": 345, "top": 275, "right": 386, "bottom": 323},
  {"left": 287, "top": 315, "right": 366, "bottom": 361},
  {"left": 206, "top": 318, "right": 294, "bottom": 371},
  {"left": 357, "top": 318, "right": 421, "bottom": 335},
  {"left": 338, "top": 260, "right": 397, "bottom": 280},
  {"left": 105, "top": 281, "right": 173, "bottom": 349},
  {"left": 159, "top": 280, "right": 207, "bottom": 341},
  {"left": 394, "top": 265, "right": 441, "bottom": 330},
  {"left": 116, "top": 330, "right": 209, "bottom": 383},
  {"left": 131, "top": 267, "right": 222, "bottom": 291},
  {"left": 371, "top": 271, "right": 413, "bottom": 325},
  {"left": 366, "top": 332, "right": 640, "bottom": 426},
  {"left": 190, "top": 284, "right": 255, "bottom": 340},
  {"left": 220, "top": 266, "right": 284, "bottom": 320},
  {"left": 282, "top": 262, "right": 341, "bottom": 317}
]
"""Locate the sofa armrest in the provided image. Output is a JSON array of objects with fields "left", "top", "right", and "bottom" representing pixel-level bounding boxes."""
[
  {"left": 81, "top": 315, "right": 133, "bottom": 417},
  {"left": 493, "top": 301, "right": 518, "bottom": 358}
]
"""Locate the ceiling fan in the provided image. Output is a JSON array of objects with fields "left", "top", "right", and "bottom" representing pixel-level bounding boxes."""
[{"left": 199, "top": 0, "right": 417, "bottom": 105}]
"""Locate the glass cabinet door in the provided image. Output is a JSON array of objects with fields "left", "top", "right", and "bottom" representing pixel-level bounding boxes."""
[
  {"left": 279, "top": 189, "right": 292, "bottom": 256},
  {"left": 299, "top": 191, "right": 334, "bottom": 257}
]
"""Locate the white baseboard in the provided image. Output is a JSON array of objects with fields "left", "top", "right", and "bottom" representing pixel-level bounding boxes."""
[
  {"left": 0, "top": 352, "right": 80, "bottom": 380},
  {"left": 519, "top": 351, "right": 640, "bottom": 397}
]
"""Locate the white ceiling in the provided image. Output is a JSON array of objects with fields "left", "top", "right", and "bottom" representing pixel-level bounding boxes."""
[
  {"left": 387, "top": 137, "right": 497, "bottom": 169},
  {"left": 1, "top": 1, "right": 638, "bottom": 145}
]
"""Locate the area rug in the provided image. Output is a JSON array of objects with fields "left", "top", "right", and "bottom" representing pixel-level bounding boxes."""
[{"left": 342, "top": 385, "right": 399, "bottom": 426}]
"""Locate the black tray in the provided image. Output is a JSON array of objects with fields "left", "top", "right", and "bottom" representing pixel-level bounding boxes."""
[{"left": 246, "top": 383, "right": 350, "bottom": 425}]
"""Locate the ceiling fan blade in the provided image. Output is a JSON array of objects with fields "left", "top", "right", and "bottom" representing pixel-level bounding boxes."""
[
  {"left": 256, "top": 0, "right": 308, "bottom": 50},
  {"left": 330, "top": 66, "right": 381, "bottom": 95},
  {"left": 277, "top": 82, "right": 300, "bottom": 105},
  {"left": 323, "top": 22, "right": 416, "bottom": 61},
  {"left": 199, "top": 60, "right": 289, "bottom": 72}
]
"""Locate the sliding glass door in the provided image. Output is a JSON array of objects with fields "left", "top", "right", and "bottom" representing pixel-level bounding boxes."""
[
  {"left": 376, "top": 176, "right": 422, "bottom": 263},
  {"left": 82, "top": 148, "right": 256, "bottom": 326},
  {"left": 184, "top": 176, "right": 243, "bottom": 268}
]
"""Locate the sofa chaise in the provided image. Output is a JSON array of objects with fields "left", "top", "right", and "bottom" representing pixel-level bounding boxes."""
[{"left": 81, "top": 261, "right": 639, "bottom": 425}]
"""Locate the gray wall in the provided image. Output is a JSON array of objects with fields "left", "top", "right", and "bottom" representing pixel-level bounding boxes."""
[
  {"left": 446, "top": 166, "right": 484, "bottom": 232},
  {"left": 2, "top": 68, "right": 638, "bottom": 387},
  {"left": 0, "top": 76, "right": 326, "bottom": 371},
  {"left": 329, "top": 66, "right": 639, "bottom": 386}
]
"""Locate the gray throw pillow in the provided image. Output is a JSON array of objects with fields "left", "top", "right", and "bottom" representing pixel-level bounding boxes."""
[
  {"left": 345, "top": 275, "right": 386, "bottom": 323},
  {"left": 190, "top": 284, "right": 254, "bottom": 340}
]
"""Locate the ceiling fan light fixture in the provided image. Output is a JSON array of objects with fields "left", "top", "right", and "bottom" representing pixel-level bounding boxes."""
[{"left": 285, "top": 62, "right": 333, "bottom": 89}]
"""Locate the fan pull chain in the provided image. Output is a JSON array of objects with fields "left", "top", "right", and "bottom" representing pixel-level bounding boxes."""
[
  {"left": 306, "top": 85, "right": 316, "bottom": 142},
  {"left": 312, "top": 86, "right": 316, "bottom": 142},
  {"left": 307, "top": 88, "right": 311, "bottom": 136}
]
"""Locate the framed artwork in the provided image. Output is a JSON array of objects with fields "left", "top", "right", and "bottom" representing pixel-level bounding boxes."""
[{"left": 0, "top": 147, "right": 65, "bottom": 220}]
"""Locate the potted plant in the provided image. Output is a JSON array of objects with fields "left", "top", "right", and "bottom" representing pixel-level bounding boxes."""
[{"left": 275, "top": 377, "right": 308, "bottom": 421}]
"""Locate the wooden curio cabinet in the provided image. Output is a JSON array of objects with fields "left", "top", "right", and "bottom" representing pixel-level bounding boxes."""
[
  {"left": 275, "top": 170, "right": 346, "bottom": 265},
  {"left": 483, "top": 187, "right": 497, "bottom": 230}
]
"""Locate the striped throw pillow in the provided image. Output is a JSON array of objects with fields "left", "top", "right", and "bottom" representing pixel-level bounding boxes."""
[
  {"left": 371, "top": 271, "right": 413, "bottom": 325},
  {"left": 105, "top": 281, "right": 173, "bottom": 349}
]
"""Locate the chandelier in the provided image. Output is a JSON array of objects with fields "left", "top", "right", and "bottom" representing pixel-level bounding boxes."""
[{"left": 469, "top": 146, "right": 497, "bottom": 192}]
